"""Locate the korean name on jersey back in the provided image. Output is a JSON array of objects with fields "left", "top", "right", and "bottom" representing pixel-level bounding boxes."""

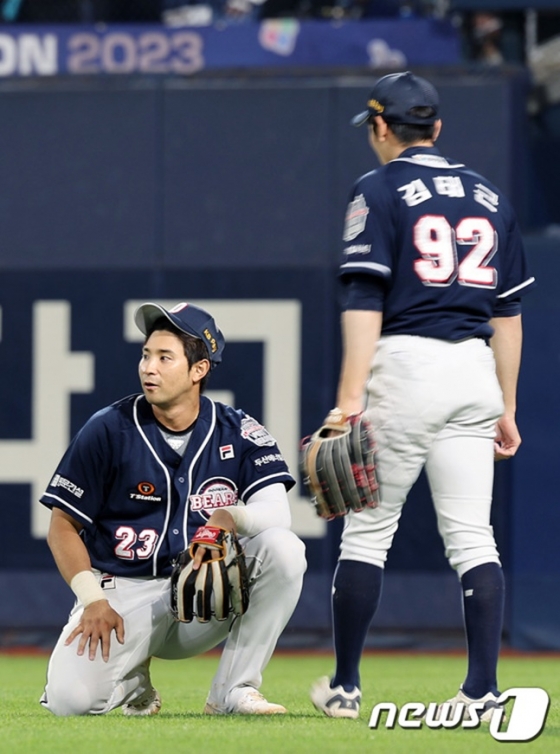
[{"left": 340, "top": 147, "right": 535, "bottom": 341}]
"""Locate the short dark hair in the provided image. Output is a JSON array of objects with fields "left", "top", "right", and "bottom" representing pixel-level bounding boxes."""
[
  {"left": 370, "top": 106, "right": 437, "bottom": 145},
  {"left": 146, "top": 317, "right": 210, "bottom": 393}
]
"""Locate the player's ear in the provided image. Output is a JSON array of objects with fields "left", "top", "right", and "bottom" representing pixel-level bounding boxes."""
[
  {"left": 371, "top": 116, "right": 388, "bottom": 140},
  {"left": 433, "top": 119, "right": 442, "bottom": 142},
  {"left": 190, "top": 358, "right": 211, "bottom": 385}
]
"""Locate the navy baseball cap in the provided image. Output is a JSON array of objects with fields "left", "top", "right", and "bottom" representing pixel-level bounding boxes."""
[
  {"left": 134, "top": 302, "right": 225, "bottom": 368},
  {"left": 351, "top": 71, "right": 439, "bottom": 127}
]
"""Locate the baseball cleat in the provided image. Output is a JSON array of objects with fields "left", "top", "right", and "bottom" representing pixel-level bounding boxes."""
[
  {"left": 436, "top": 688, "right": 503, "bottom": 724},
  {"left": 204, "top": 689, "right": 286, "bottom": 715},
  {"left": 310, "top": 676, "right": 361, "bottom": 718},
  {"left": 122, "top": 687, "right": 162, "bottom": 717}
]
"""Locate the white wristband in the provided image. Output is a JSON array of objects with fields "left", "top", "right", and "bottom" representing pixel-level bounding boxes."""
[{"left": 70, "top": 570, "right": 106, "bottom": 607}]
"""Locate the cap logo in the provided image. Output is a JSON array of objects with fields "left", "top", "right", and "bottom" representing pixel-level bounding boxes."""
[
  {"left": 203, "top": 327, "right": 218, "bottom": 353},
  {"left": 368, "top": 98, "right": 384, "bottom": 114}
]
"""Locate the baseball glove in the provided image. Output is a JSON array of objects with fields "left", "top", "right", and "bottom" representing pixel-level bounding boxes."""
[
  {"left": 300, "top": 409, "right": 380, "bottom": 520},
  {"left": 170, "top": 525, "right": 250, "bottom": 623}
]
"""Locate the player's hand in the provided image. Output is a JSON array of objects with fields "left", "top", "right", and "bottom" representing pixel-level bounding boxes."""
[
  {"left": 192, "top": 510, "right": 236, "bottom": 571},
  {"left": 494, "top": 414, "right": 521, "bottom": 461},
  {"left": 320, "top": 407, "right": 361, "bottom": 437},
  {"left": 65, "top": 600, "right": 125, "bottom": 663}
]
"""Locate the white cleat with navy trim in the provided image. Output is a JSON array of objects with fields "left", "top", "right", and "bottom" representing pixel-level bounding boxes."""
[{"left": 310, "top": 676, "right": 361, "bottom": 719}]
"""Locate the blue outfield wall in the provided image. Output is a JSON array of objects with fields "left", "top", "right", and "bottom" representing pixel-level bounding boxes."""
[
  {"left": 0, "top": 70, "right": 558, "bottom": 649},
  {"left": 508, "top": 236, "right": 560, "bottom": 650}
]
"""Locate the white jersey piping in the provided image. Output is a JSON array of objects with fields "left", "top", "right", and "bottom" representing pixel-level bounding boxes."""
[{"left": 133, "top": 395, "right": 173, "bottom": 577}]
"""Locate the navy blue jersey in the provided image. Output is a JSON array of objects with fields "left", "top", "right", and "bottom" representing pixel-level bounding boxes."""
[
  {"left": 340, "top": 146, "right": 535, "bottom": 340},
  {"left": 40, "top": 395, "right": 294, "bottom": 577}
]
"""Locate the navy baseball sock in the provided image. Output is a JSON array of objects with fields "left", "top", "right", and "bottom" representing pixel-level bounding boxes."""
[
  {"left": 460, "top": 562, "right": 505, "bottom": 699},
  {"left": 331, "top": 559, "right": 383, "bottom": 692}
]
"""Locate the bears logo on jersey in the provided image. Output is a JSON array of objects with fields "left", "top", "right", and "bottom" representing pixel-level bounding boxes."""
[{"left": 190, "top": 477, "right": 238, "bottom": 515}]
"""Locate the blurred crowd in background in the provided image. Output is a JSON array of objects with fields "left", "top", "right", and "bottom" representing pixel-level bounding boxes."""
[
  {"left": 1, "top": 0, "right": 560, "bottom": 70},
  {"left": 2, "top": 0, "right": 560, "bottom": 144},
  {"left": 1, "top": 0, "right": 451, "bottom": 25}
]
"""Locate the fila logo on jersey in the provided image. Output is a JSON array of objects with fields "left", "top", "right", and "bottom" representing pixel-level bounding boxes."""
[
  {"left": 129, "top": 481, "right": 163, "bottom": 502},
  {"left": 100, "top": 574, "right": 116, "bottom": 590},
  {"left": 190, "top": 478, "right": 238, "bottom": 513},
  {"left": 220, "top": 444, "right": 234, "bottom": 460}
]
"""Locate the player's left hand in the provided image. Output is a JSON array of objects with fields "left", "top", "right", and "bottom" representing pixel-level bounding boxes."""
[
  {"left": 494, "top": 413, "right": 521, "bottom": 461},
  {"left": 300, "top": 409, "right": 379, "bottom": 519}
]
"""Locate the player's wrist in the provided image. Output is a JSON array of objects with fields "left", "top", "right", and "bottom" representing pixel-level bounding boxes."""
[
  {"left": 333, "top": 402, "right": 364, "bottom": 418},
  {"left": 70, "top": 570, "right": 106, "bottom": 607},
  {"left": 206, "top": 509, "right": 236, "bottom": 532},
  {"left": 218, "top": 505, "right": 246, "bottom": 532}
]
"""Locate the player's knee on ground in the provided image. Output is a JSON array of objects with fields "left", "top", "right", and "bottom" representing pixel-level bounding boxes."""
[{"left": 42, "top": 678, "right": 107, "bottom": 716}]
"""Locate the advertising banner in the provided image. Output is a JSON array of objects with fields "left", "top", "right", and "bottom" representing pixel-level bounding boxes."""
[{"left": 0, "top": 19, "right": 460, "bottom": 77}]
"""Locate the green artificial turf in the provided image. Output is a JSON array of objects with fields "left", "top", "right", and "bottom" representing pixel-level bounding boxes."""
[{"left": 0, "top": 651, "right": 557, "bottom": 753}]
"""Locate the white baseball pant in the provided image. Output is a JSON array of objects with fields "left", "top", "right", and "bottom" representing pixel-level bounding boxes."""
[
  {"left": 339, "top": 335, "right": 505, "bottom": 577},
  {"left": 41, "top": 527, "right": 306, "bottom": 715}
]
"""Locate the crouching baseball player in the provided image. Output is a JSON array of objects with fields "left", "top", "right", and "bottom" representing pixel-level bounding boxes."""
[{"left": 39, "top": 301, "right": 306, "bottom": 717}]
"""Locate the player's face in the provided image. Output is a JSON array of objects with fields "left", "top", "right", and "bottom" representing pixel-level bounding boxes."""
[{"left": 139, "top": 330, "right": 202, "bottom": 409}]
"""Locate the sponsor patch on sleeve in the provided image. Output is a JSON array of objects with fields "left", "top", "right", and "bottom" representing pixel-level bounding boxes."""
[
  {"left": 50, "top": 474, "right": 84, "bottom": 499},
  {"left": 254, "top": 452, "right": 285, "bottom": 468},
  {"left": 240, "top": 416, "right": 277, "bottom": 447},
  {"left": 344, "top": 244, "right": 371, "bottom": 255},
  {"left": 343, "top": 194, "right": 369, "bottom": 242}
]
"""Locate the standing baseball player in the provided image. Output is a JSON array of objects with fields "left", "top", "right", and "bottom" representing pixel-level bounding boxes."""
[
  {"left": 39, "top": 301, "right": 306, "bottom": 716},
  {"left": 310, "top": 72, "right": 535, "bottom": 719}
]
